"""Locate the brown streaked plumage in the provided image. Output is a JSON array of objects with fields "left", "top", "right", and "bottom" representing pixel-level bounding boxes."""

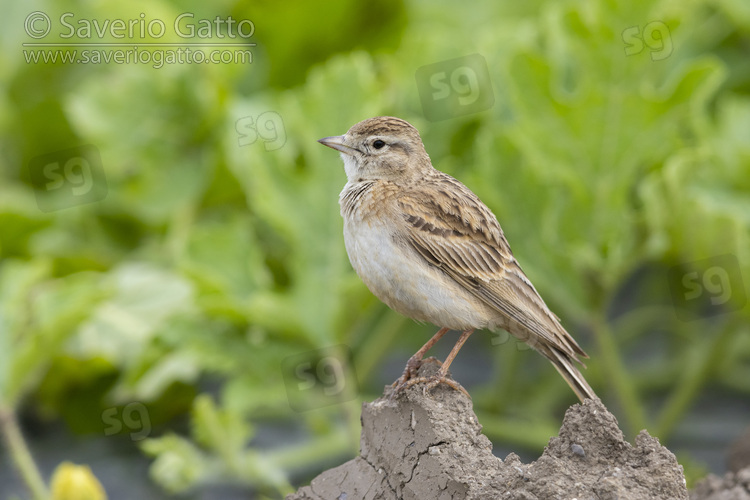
[{"left": 318, "top": 116, "right": 596, "bottom": 401}]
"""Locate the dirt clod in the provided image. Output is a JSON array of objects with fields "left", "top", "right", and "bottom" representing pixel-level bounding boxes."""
[
  {"left": 287, "top": 360, "right": 688, "bottom": 499},
  {"left": 728, "top": 425, "right": 750, "bottom": 473},
  {"left": 690, "top": 467, "right": 750, "bottom": 500}
]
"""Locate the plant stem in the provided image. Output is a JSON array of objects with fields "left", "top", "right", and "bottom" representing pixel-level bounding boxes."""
[
  {"left": 655, "top": 319, "right": 738, "bottom": 439},
  {"left": 0, "top": 405, "right": 50, "bottom": 500},
  {"left": 590, "top": 312, "right": 647, "bottom": 435},
  {"left": 267, "top": 423, "right": 352, "bottom": 471},
  {"left": 475, "top": 412, "right": 560, "bottom": 449},
  {"left": 354, "top": 311, "right": 408, "bottom": 382}
]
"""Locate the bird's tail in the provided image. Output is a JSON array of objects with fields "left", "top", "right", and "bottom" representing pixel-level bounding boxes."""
[{"left": 546, "top": 347, "right": 597, "bottom": 402}]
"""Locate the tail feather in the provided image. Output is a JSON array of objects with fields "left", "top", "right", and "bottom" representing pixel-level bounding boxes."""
[{"left": 547, "top": 347, "right": 597, "bottom": 402}]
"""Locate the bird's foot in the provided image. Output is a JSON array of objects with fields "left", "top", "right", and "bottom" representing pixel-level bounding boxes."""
[
  {"left": 389, "top": 356, "right": 442, "bottom": 400},
  {"left": 389, "top": 359, "right": 469, "bottom": 400},
  {"left": 400, "top": 374, "right": 470, "bottom": 399},
  {"left": 391, "top": 355, "right": 435, "bottom": 388}
]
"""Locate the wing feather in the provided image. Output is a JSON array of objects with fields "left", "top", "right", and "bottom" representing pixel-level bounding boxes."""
[{"left": 398, "top": 175, "right": 587, "bottom": 361}]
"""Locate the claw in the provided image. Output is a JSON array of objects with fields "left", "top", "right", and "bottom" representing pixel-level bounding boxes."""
[
  {"left": 389, "top": 328, "right": 474, "bottom": 400},
  {"left": 391, "top": 373, "right": 470, "bottom": 400},
  {"left": 389, "top": 356, "right": 443, "bottom": 396}
]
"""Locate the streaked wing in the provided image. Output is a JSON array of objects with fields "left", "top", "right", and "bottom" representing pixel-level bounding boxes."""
[{"left": 397, "top": 174, "right": 587, "bottom": 361}]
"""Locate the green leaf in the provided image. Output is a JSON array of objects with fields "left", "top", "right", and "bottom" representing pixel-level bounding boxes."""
[{"left": 0, "top": 261, "right": 106, "bottom": 407}]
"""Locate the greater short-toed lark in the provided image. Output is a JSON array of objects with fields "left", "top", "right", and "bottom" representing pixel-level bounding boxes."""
[{"left": 318, "top": 116, "right": 596, "bottom": 401}]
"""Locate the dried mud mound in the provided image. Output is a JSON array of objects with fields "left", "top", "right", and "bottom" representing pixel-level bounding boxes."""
[
  {"left": 690, "top": 468, "right": 750, "bottom": 500},
  {"left": 287, "top": 361, "right": 688, "bottom": 499}
]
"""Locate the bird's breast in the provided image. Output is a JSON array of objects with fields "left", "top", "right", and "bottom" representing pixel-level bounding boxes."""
[{"left": 339, "top": 186, "right": 494, "bottom": 330}]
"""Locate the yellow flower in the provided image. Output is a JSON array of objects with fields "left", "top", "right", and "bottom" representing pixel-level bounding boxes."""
[{"left": 51, "top": 462, "right": 107, "bottom": 500}]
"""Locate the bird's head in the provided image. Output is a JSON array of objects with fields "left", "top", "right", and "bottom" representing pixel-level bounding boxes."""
[{"left": 318, "top": 116, "right": 432, "bottom": 183}]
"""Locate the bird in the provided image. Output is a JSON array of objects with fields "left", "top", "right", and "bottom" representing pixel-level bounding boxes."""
[{"left": 318, "top": 116, "right": 596, "bottom": 402}]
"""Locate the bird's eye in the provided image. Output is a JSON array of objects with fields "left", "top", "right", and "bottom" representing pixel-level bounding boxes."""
[{"left": 372, "top": 139, "right": 386, "bottom": 149}]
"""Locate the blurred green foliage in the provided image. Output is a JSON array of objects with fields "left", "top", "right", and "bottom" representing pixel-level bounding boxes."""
[{"left": 1, "top": 0, "right": 750, "bottom": 496}]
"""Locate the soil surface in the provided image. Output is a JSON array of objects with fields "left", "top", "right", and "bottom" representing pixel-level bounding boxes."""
[
  {"left": 689, "top": 423, "right": 750, "bottom": 499},
  {"left": 728, "top": 425, "right": 750, "bottom": 473},
  {"left": 287, "top": 360, "right": 690, "bottom": 499},
  {"left": 690, "top": 468, "right": 750, "bottom": 500}
]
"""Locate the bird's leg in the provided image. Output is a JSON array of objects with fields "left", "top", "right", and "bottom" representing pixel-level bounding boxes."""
[
  {"left": 391, "top": 327, "right": 450, "bottom": 390},
  {"left": 399, "top": 329, "right": 475, "bottom": 398},
  {"left": 424, "top": 328, "right": 474, "bottom": 392}
]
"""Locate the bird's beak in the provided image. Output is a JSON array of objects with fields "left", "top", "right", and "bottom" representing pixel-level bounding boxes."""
[{"left": 318, "top": 135, "right": 359, "bottom": 156}]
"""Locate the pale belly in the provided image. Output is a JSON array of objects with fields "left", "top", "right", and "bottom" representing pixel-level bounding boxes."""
[{"left": 342, "top": 218, "right": 493, "bottom": 331}]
